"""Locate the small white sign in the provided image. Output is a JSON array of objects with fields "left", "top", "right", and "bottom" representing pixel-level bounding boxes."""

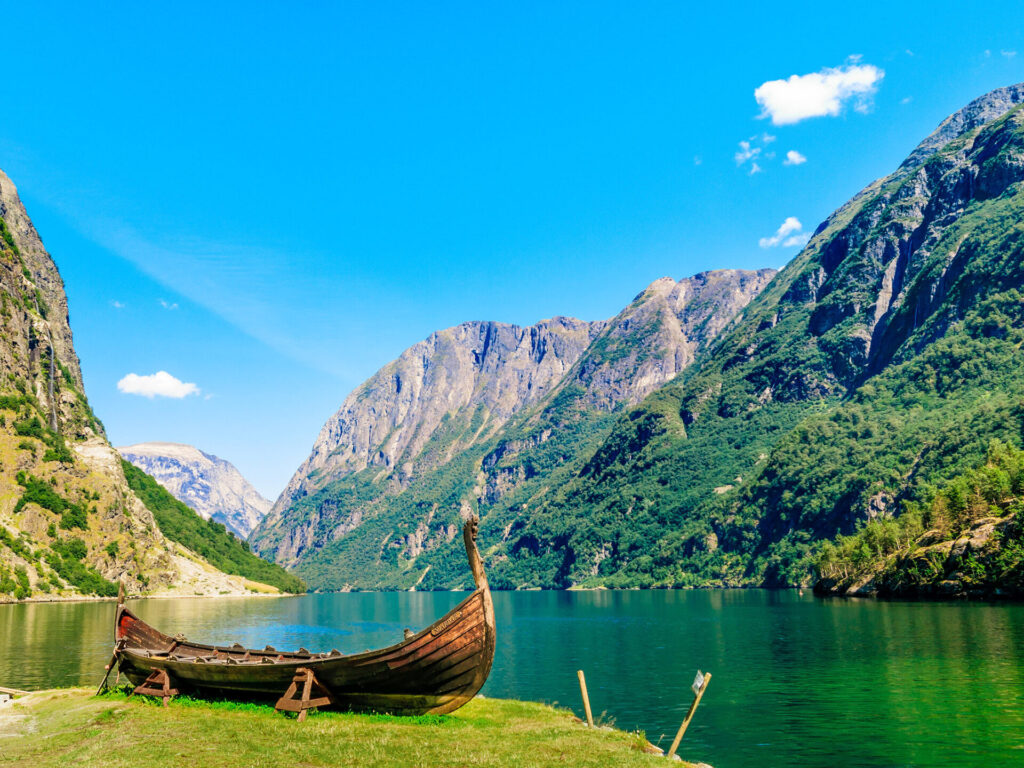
[{"left": 691, "top": 670, "right": 705, "bottom": 695}]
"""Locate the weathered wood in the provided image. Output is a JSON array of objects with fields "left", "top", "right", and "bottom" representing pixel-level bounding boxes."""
[
  {"left": 666, "top": 671, "right": 712, "bottom": 760},
  {"left": 109, "top": 516, "right": 496, "bottom": 717},
  {"left": 0, "top": 685, "right": 30, "bottom": 696},
  {"left": 577, "top": 670, "right": 594, "bottom": 727},
  {"left": 131, "top": 668, "right": 179, "bottom": 707},
  {"left": 275, "top": 667, "right": 334, "bottom": 721}
]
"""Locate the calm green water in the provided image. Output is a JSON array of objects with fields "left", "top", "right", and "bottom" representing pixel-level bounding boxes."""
[{"left": 1, "top": 590, "right": 1022, "bottom": 767}]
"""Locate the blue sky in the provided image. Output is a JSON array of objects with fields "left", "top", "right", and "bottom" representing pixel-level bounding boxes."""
[{"left": 0, "top": 2, "right": 1021, "bottom": 499}]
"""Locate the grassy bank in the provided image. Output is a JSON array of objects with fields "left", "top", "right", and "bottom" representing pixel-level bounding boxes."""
[{"left": 0, "top": 689, "right": 692, "bottom": 767}]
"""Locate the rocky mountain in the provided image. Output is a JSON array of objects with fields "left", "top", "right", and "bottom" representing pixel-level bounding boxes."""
[
  {"left": 118, "top": 442, "right": 271, "bottom": 538},
  {"left": 0, "top": 168, "right": 299, "bottom": 601},
  {"left": 257, "top": 84, "right": 1024, "bottom": 594},
  {"left": 486, "top": 83, "right": 1024, "bottom": 589},
  {"left": 251, "top": 269, "right": 775, "bottom": 588},
  {"left": 271, "top": 316, "right": 606, "bottom": 518}
]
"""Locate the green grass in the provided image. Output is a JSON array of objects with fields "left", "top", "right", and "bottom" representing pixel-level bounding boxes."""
[
  {"left": 0, "top": 689, "right": 670, "bottom": 768},
  {"left": 121, "top": 460, "right": 306, "bottom": 594}
]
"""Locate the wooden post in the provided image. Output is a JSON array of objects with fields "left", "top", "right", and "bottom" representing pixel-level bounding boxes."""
[
  {"left": 577, "top": 669, "right": 594, "bottom": 727},
  {"left": 666, "top": 672, "right": 711, "bottom": 760}
]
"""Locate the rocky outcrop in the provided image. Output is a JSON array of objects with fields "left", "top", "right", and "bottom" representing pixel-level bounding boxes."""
[
  {"left": 118, "top": 442, "right": 271, "bottom": 538},
  {"left": 0, "top": 169, "right": 280, "bottom": 601},
  {"left": 815, "top": 514, "right": 1022, "bottom": 599}
]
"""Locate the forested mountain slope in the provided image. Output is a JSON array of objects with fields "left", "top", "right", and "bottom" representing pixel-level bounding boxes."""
[{"left": 497, "top": 84, "right": 1024, "bottom": 588}]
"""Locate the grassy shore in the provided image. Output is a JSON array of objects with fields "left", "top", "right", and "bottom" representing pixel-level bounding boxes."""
[{"left": 0, "top": 688, "right": 698, "bottom": 767}]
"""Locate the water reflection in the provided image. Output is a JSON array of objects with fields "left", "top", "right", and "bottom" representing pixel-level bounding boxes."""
[{"left": 1, "top": 591, "right": 1022, "bottom": 768}]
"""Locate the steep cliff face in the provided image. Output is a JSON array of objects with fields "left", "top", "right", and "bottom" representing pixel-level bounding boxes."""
[
  {"left": 271, "top": 317, "right": 604, "bottom": 517},
  {"left": 252, "top": 269, "right": 774, "bottom": 589},
  {"left": 502, "top": 84, "right": 1024, "bottom": 589},
  {"left": 0, "top": 169, "right": 282, "bottom": 601},
  {"left": 563, "top": 270, "right": 777, "bottom": 411},
  {"left": 118, "top": 443, "right": 271, "bottom": 538}
]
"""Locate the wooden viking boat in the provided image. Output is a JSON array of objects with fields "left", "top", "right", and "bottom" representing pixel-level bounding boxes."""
[{"left": 107, "top": 517, "right": 495, "bottom": 717}]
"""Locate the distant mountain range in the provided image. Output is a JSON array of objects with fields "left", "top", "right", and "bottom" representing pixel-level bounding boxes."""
[
  {"left": 251, "top": 83, "right": 1024, "bottom": 594},
  {"left": 118, "top": 442, "right": 271, "bottom": 538}
]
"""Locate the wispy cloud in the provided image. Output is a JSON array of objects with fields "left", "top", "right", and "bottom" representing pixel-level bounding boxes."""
[
  {"left": 783, "top": 150, "right": 807, "bottom": 166},
  {"left": 900, "top": 96, "right": 913, "bottom": 105},
  {"left": 1002, "top": 50, "right": 1018, "bottom": 58},
  {"left": 759, "top": 217, "right": 811, "bottom": 249},
  {"left": 735, "top": 140, "right": 760, "bottom": 166},
  {"left": 117, "top": 371, "right": 200, "bottom": 399},
  {"left": 110, "top": 300, "right": 125, "bottom": 309},
  {"left": 754, "top": 62, "right": 884, "bottom": 125},
  {"left": 60, "top": 216, "right": 358, "bottom": 381},
  {"left": 159, "top": 299, "right": 179, "bottom": 310}
]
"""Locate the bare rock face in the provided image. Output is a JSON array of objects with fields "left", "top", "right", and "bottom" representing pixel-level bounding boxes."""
[
  {"left": 566, "top": 269, "right": 777, "bottom": 410},
  {"left": 270, "top": 317, "right": 605, "bottom": 516},
  {"left": 0, "top": 169, "right": 276, "bottom": 601},
  {"left": 118, "top": 442, "right": 271, "bottom": 538}
]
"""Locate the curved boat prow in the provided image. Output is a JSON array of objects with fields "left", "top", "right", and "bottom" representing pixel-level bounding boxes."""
[{"left": 463, "top": 514, "right": 489, "bottom": 591}]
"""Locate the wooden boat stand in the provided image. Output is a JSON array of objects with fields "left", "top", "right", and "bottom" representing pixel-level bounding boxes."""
[
  {"left": 275, "top": 667, "right": 335, "bottom": 721},
  {"left": 131, "top": 669, "right": 179, "bottom": 707}
]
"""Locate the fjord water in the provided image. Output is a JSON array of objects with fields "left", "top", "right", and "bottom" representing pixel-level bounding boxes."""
[{"left": 2, "top": 591, "right": 1022, "bottom": 767}]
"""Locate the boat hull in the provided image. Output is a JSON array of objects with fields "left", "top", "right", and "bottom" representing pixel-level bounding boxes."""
[{"left": 112, "top": 518, "right": 496, "bottom": 716}]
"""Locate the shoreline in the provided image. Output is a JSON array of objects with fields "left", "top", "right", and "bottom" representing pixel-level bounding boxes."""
[
  {"left": 6, "top": 582, "right": 1022, "bottom": 606},
  {"left": 0, "top": 590, "right": 299, "bottom": 606}
]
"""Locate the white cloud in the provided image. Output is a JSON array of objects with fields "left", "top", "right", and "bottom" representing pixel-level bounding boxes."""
[
  {"left": 783, "top": 150, "right": 807, "bottom": 166},
  {"left": 694, "top": 155, "right": 703, "bottom": 166},
  {"left": 754, "top": 63, "right": 884, "bottom": 125},
  {"left": 1002, "top": 50, "right": 1017, "bottom": 58},
  {"left": 900, "top": 96, "right": 913, "bottom": 105},
  {"left": 749, "top": 162, "right": 763, "bottom": 176},
  {"left": 117, "top": 371, "right": 200, "bottom": 399},
  {"left": 759, "top": 217, "right": 810, "bottom": 249},
  {"left": 110, "top": 300, "right": 125, "bottom": 309},
  {"left": 159, "top": 299, "right": 179, "bottom": 310},
  {"left": 735, "top": 140, "right": 760, "bottom": 165}
]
